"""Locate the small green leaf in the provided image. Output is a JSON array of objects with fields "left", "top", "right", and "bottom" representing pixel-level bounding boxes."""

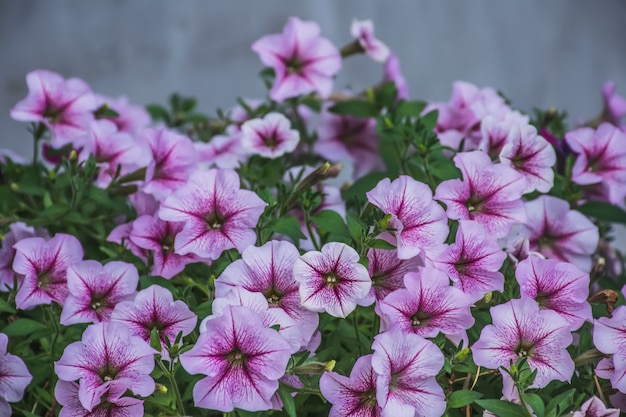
[
  {"left": 343, "top": 172, "right": 388, "bottom": 202},
  {"left": 2, "top": 319, "right": 47, "bottom": 336},
  {"left": 577, "top": 201, "right": 626, "bottom": 224},
  {"left": 421, "top": 109, "right": 439, "bottom": 131},
  {"left": 475, "top": 399, "right": 529, "bottom": 417},
  {"left": 545, "top": 388, "right": 575, "bottom": 416},
  {"left": 270, "top": 216, "right": 306, "bottom": 241},
  {"left": 0, "top": 298, "right": 16, "bottom": 314},
  {"left": 523, "top": 393, "right": 545, "bottom": 417},
  {"left": 328, "top": 100, "right": 379, "bottom": 118},
  {"left": 146, "top": 104, "right": 170, "bottom": 124},
  {"left": 447, "top": 390, "right": 483, "bottom": 408},
  {"left": 312, "top": 210, "right": 350, "bottom": 238},
  {"left": 396, "top": 100, "right": 427, "bottom": 117},
  {"left": 370, "top": 239, "right": 396, "bottom": 250},
  {"left": 277, "top": 386, "right": 297, "bottom": 417},
  {"left": 346, "top": 213, "right": 366, "bottom": 243}
]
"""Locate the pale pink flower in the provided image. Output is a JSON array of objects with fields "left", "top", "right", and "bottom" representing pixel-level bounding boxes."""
[
  {"left": 159, "top": 169, "right": 267, "bottom": 259},
  {"left": 434, "top": 151, "right": 526, "bottom": 238},
  {"left": 594, "top": 306, "right": 626, "bottom": 393},
  {"left": 95, "top": 94, "right": 151, "bottom": 137},
  {"left": 241, "top": 112, "right": 300, "bottom": 158},
  {"left": 383, "top": 53, "right": 409, "bottom": 100},
  {"left": 573, "top": 396, "right": 620, "bottom": 417},
  {"left": 55, "top": 380, "right": 143, "bottom": 417},
  {"left": 252, "top": 17, "right": 342, "bottom": 102},
  {"left": 294, "top": 242, "right": 371, "bottom": 318},
  {"left": 13, "top": 234, "right": 84, "bottom": 310},
  {"left": 351, "top": 19, "right": 390, "bottom": 62},
  {"left": 367, "top": 176, "right": 448, "bottom": 260},
  {"left": 195, "top": 134, "right": 247, "bottom": 169},
  {"left": 0, "top": 333, "right": 32, "bottom": 417},
  {"left": 364, "top": 247, "right": 422, "bottom": 305},
  {"left": 478, "top": 112, "right": 530, "bottom": 158},
  {"left": 0, "top": 222, "right": 46, "bottom": 292},
  {"left": 602, "top": 82, "right": 626, "bottom": 128}
]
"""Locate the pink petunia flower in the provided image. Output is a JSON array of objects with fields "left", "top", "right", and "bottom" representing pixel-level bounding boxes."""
[
  {"left": 499, "top": 123, "right": 556, "bottom": 194},
  {"left": 129, "top": 214, "right": 203, "bottom": 279},
  {"left": 351, "top": 19, "right": 390, "bottom": 62},
  {"left": 383, "top": 53, "right": 409, "bottom": 100},
  {"left": 517, "top": 195, "right": 598, "bottom": 272},
  {"left": 472, "top": 298, "right": 574, "bottom": 388},
  {"left": 241, "top": 112, "right": 300, "bottom": 159},
  {"left": 95, "top": 94, "right": 151, "bottom": 137},
  {"left": 55, "top": 380, "right": 144, "bottom": 417},
  {"left": 60, "top": 260, "right": 138, "bottom": 326},
  {"left": 378, "top": 268, "right": 474, "bottom": 343},
  {"left": 294, "top": 242, "right": 371, "bottom": 318},
  {"left": 195, "top": 134, "right": 247, "bottom": 169},
  {"left": 565, "top": 123, "right": 626, "bottom": 204},
  {"left": 434, "top": 151, "right": 526, "bottom": 238},
  {"left": 141, "top": 127, "right": 198, "bottom": 200},
  {"left": 0, "top": 333, "right": 32, "bottom": 417},
  {"left": 573, "top": 396, "right": 620, "bottom": 417},
  {"left": 364, "top": 247, "right": 423, "bottom": 306},
  {"left": 601, "top": 82, "right": 626, "bottom": 128},
  {"left": 428, "top": 220, "right": 506, "bottom": 302},
  {"left": 13, "top": 233, "right": 84, "bottom": 310},
  {"left": 367, "top": 176, "right": 449, "bottom": 260},
  {"left": 159, "top": 169, "right": 267, "bottom": 259},
  {"left": 215, "top": 240, "right": 318, "bottom": 348},
  {"left": 371, "top": 330, "right": 446, "bottom": 417},
  {"left": 0, "top": 222, "right": 46, "bottom": 292},
  {"left": 110, "top": 285, "right": 197, "bottom": 357},
  {"left": 252, "top": 17, "right": 342, "bottom": 102},
  {"left": 180, "top": 305, "right": 291, "bottom": 412},
  {"left": 320, "top": 354, "right": 382, "bottom": 417},
  {"left": 314, "top": 110, "right": 383, "bottom": 178},
  {"left": 593, "top": 306, "right": 626, "bottom": 393},
  {"left": 55, "top": 321, "right": 156, "bottom": 411},
  {"left": 478, "top": 112, "right": 530, "bottom": 158},
  {"left": 516, "top": 257, "right": 592, "bottom": 331},
  {"left": 10, "top": 69, "right": 97, "bottom": 148}
]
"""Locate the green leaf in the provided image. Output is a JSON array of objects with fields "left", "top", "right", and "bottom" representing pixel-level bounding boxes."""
[
  {"left": 475, "top": 399, "right": 529, "bottom": 417},
  {"left": 346, "top": 213, "right": 366, "bottom": 243},
  {"left": 270, "top": 216, "right": 306, "bottom": 241},
  {"left": 312, "top": 210, "right": 350, "bottom": 238},
  {"left": 2, "top": 319, "right": 47, "bottom": 336},
  {"left": 343, "top": 172, "right": 388, "bottom": 202},
  {"left": 370, "top": 239, "right": 396, "bottom": 250},
  {"left": 146, "top": 104, "right": 170, "bottom": 124},
  {"left": 544, "top": 388, "right": 575, "bottom": 417},
  {"left": 396, "top": 100, "right": 427, "bottom": 117},
  {"left": 277, "top": 386, "right": 297, "bottom": 417},
  {"left": 421, "top": 109, "right": 439, "bottom": 131},
  {"left": 0, "top": 298, "right": 16, "bottom": 314},
  {"left": 577, "top": 201, "right": 626, "bottom": 224},
  {"left": 328, "top": 100, "right": 379, "bottom": 118},
  {"left": 447, "top": 390, "right": 483, "bottom": 409},
  {"left": 523, "top": 393, "right": 545, "bottom": 417}
]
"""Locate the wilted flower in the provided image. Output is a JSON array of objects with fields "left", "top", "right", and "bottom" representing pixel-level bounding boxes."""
[
  {"left": 252, "top": 17, "right": 341, "bottom": 102},
  {"left": 241, "top": 112, "right": 300, "bottom": 158},
  {"left": 180, "top": 305, "right": 291, "bottom": 412},
  {"left": 367, "top": 175, "right": 448, "bottom": 260},
  {"left": 320, "top": 354, "right": 382, "bottom": 417},
  {"left": 60, "top": 260, "right": 138, "bottom": 325},
  {"left": 371, "top": 330, "right": 446, "bottom": 417},
  {"left": 13, "top": 233, "right": 84, "bottom": 310},
  {"left": 293, "top": 242, "right": 371, "bottom": 318},
  {"left": 55, "top": 322, "right": 156, "bottom": 411},
  {"left": 0, "top": 333, "right": 32, "bottom": 417},
  {"left": 159, "top": 169, "right": 267, "bottom": 259},
  {"left": 472, "top": 298, "right": 574, "bottom": 388}
]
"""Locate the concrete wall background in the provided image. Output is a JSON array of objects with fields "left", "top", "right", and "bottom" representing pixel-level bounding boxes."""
[{"left": 1, "top": 1, "right": 626, "bottom": 157}]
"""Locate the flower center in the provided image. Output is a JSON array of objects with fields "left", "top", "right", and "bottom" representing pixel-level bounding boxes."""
[
  {"left": 360, "top": 389, "right": 377, "bottom": 407},
  {"left": 90, "top": 295, "right": 107, "bottom": 312},
  {"left": 161, "top": 234, "right": 176, "bottom": 253},
  {"left": 227, "top": 349, "right": 247, "bottom": 367},
  {"left": 410, "top": 311, "right": 430, "bottom": 328},
  {"left": 466, "top": 194, "right": 484, "bottom": 213},
  {"left": 323, "top": 271, "right": 340, "bottom": 287},
  {"left": 98, "top": 363, "right": 118, "bottom": 382},
  {"left": 43, "top": 106, "right": 62, "bottom": 123},
  {"left": 37, "top": 271, "right": 51, "bottom": 290},
  {"left": 514, "top": 341, "right": 535, "bottom": 358},
  {"left": 263, "top": 134, "right": 280, "bottom": 149},
  {"left": 204, "top": 211, "right": 225, "bottom": 230},
  {"left": 285, "top": 56, "right": 304, "bottom": 74}
]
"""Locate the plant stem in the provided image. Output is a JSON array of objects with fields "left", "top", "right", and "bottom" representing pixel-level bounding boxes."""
[
  {"left": 157, "top": 360, "right": 186, "bottom": 415},
  {"left": 515, "top": 382, "right": 534, "bottom": 417}
]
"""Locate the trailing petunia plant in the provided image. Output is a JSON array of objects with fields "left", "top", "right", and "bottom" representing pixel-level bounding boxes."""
[{"left": 2, "top": 15, "right": 626, "bottom": 417}]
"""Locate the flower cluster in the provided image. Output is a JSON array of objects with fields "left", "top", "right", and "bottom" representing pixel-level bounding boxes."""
[{"left": 1, "top": 14, "right": 626, "bottom": 417}]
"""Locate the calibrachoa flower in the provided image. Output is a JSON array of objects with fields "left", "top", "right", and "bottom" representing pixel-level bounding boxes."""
[
  {"left": 314, "top": 111, "right": 383, "bottom": 178},
  {"left": 517, "top": 195, "right": 599, "bottom": 272},
  {"left": 364, "top": 247, "right": 422, "bottom": 305},
  {"left": 215, "top": 240, "right": 318, "bottom": 347},
  {"left": 10, "top": 69, "right": 97, "bottom": 147},
  {"left": 241, "top": 112, "right": 300, "bottom": 158},
  {"left": 320, "top": 354, "right": 382, "bottom": 417},
  {"left": 516, "top": 256, "right": 592, "bottom": 330},
  {"left": 95, "top": 94, "right": 151, "bottom": 137},
  {"left": 159, "top": 169, "right": 267, "bottom": 259},
  {"left": 371, "top": 330, "right": 446, "bottom": 417},
  {"left": 110, "top": 285, "right": 197, "bottom": 356},
  {"left": 0, "top": 333, "right": 32, "bottom": 417},
  {"left": 435, "top": 151, "right": 527, "bottom": 238},
  {"left": 378, "top": 268, "right": 474, "bottom": 343},
  {"left": 293, "top": 242, "right": 371, "bottom": 318},
  {"left": 565, "top": 123, "right": 626, "bottom": 204},
  {"left": 13, "top": 233, "right": 84, "bottom": 310},
  {"left": 55, "top": 322, "right": 156, "bottom": 411},
  {"left": 366, "top": 175, "right": 449, "bottom": 260},
  {"left": 499, "top": 123, "right": 556, "bottom": 194},
  {"left": 478, "top": 112, "right": 530, "bottom": 158},
  {"left": 252, "top": 17, "right": 342, "bottom": 102},
  {"left": 142, "top": 127, "right": 198, "bottom": 200},
  {"left": 351, "top": 19, "right": 390, "bottom": 62},
  {"left": 0, "top": 222, "right": 44, "bottom": 292},
  {"left": 573, "top": 396, "right": 620, "bottom": 417},
  {"left": 195, "top": 134, "right": 246, "bottom": 169},
  {"left": 180, "top": 305, "right": 291, "bottom": 412},
  {"left": 55, "top": 380, "right": 144, "bottom": 417},
  {"left": 60, "top": 260, "right": 138, "bottom": 326},
  {"left": 428, "top": 220, "right": 506, "bottom": 302},
  {"left": 593, "top": 306, "right": 626, "bottom": 393},
  {"left": 472, "top": 298, "right": 574, "bottom": 388},
  {"left": 129, "top": 214, "right": 202, "bottom": 279}
]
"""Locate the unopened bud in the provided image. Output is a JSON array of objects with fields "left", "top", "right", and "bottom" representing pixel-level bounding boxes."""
[
  {"left": 155, "top": 383, "right": 168, "bottom": 395},
  {"left": 589, "top": 289, "right": 619, "bottom": 317},
  {"left": 454, "top": 348, "right": 470, "bottom": 363},
  {"left": 378, "top": 214, "right": 392, "bottom": 230},
  {"left": 324, "top": 360, "right": 336, "bottom": 372},
  {"left": 293, "top": 361, "right": 336, "bottom": 375},
  {"left": 9, "top": 183, "right": 19, "bottom": 192}
]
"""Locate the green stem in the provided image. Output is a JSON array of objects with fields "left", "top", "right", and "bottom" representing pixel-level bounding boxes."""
[
  {"left": 32, "top": 122, "right": 46, "bottom": 166},
  {"left": 157, "top": 360, "right": 186, "bottom": 415},
  {"left": 515, "top": 383, "right": 534, "bottom": 417},
  {"left": 352, "top": 308, "right": 363, "bottom": 356},
  {"left": 304, "top": 211, "right": 321, "bottom": 251}
]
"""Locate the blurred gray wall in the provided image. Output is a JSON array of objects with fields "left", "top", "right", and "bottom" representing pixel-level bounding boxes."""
[{"left": 2, "top": 1, "right": 626, "bottom": 157}]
